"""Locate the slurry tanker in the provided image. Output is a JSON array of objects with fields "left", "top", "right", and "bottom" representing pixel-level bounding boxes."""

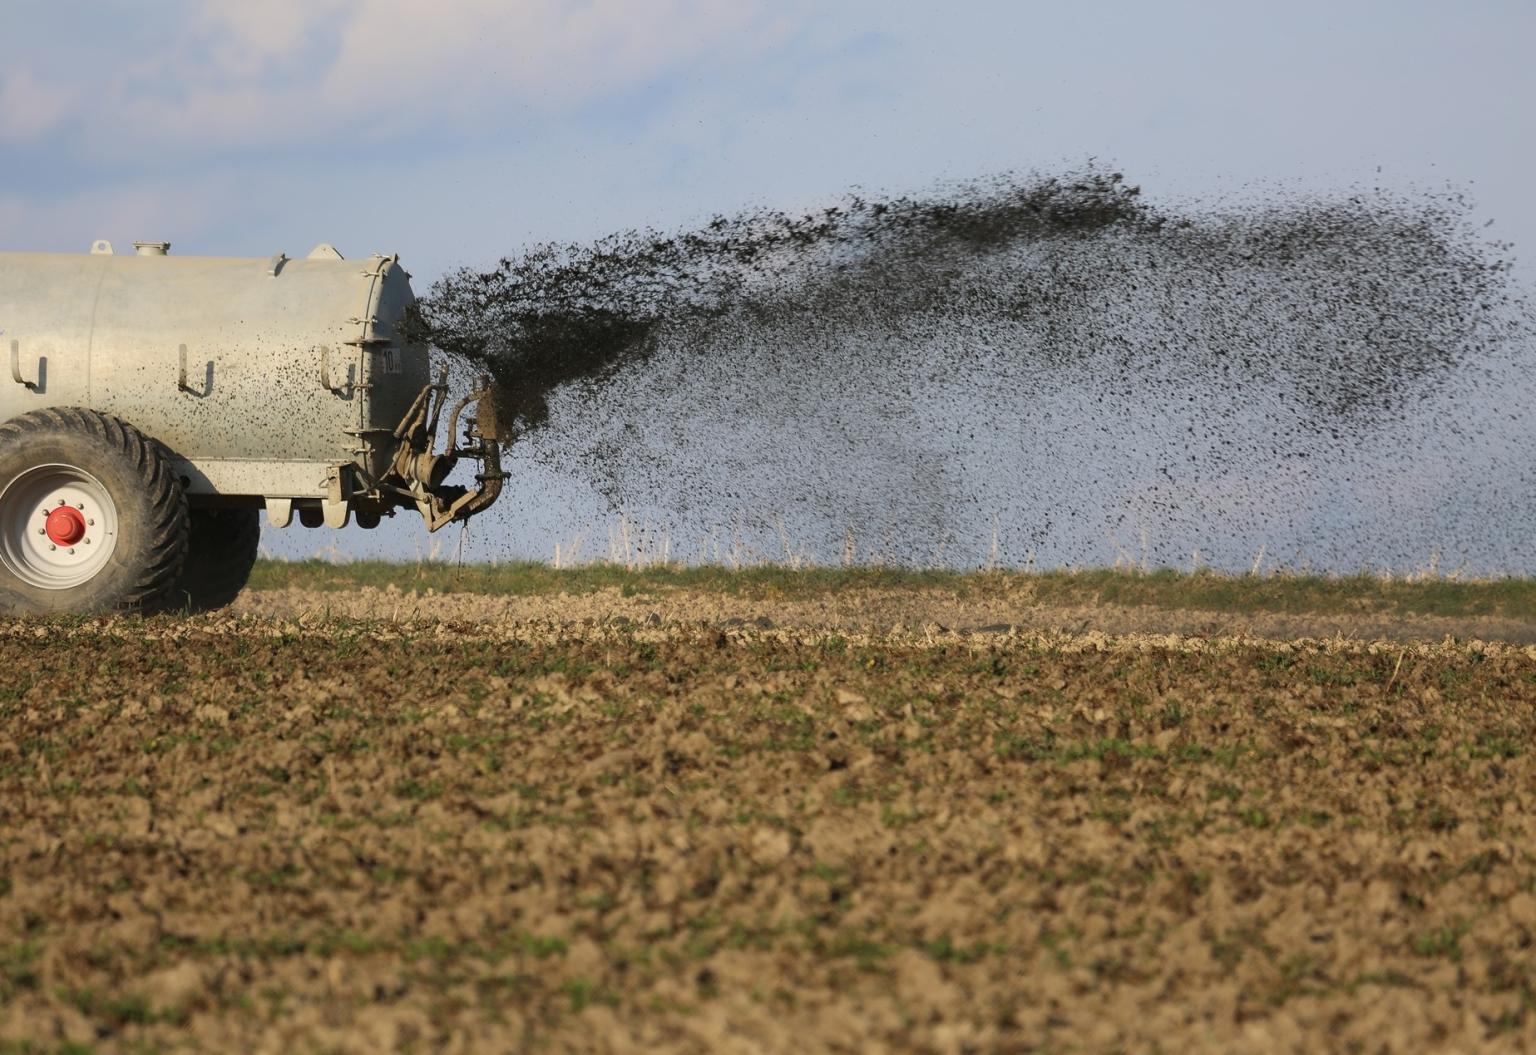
[{"left": 0, "top": 240, "right": 503, "bottom": 614}]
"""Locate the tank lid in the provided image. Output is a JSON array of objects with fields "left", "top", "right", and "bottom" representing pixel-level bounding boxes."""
[
  {"left": 133, "top": 241, "right": 170, "bottom": 256},
  {"left": 90, "top": 240, "right": 113, "bottom": 255}
]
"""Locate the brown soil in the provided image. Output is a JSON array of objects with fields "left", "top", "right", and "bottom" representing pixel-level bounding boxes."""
[{"left": 2, "top": 607, "right": 1534, "bottom": 1052}]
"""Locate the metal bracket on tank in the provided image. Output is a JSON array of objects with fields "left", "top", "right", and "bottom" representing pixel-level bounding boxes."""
[
  {"left": 322, "top": 466, "right": 352, "bottom": 528},
  {"left": 359, "top": 253, "right": 398, "bottom": 278},
  {"left": 342, "top": 323, "right": 391, "bottom": 349}
]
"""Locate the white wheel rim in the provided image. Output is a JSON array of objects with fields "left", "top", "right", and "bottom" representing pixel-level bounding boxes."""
[{"left": 0, "top": 464, "right": 120, "bottom": 590}]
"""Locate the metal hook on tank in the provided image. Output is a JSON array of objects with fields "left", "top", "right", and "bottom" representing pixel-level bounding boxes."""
[{"left": 9, "top": 341, "right": 37, "bottom": 391}]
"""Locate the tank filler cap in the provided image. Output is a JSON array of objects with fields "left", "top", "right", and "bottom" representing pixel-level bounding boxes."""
[
  {"left": 133, "top": 241, "right": 170, "bottom": 256},
  {"left": 90, "top": 240, "right": 113, "bottom": 255}
]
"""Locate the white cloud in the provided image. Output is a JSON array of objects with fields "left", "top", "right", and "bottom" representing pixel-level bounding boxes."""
[
  {"left": 192, "top": 0, "right": 351, "bottom": 76},
  {"left": 2, "top": 0, "right": 811, "bottom": 154},
  {"left": 0, "top": 180, "right": 228, "bottom": 254},
  {"left": 0, "top": 68, "right": 77, "bottom": 141},
  {"left": 328, "top": 0, "right": 793, "bottom": 99}
]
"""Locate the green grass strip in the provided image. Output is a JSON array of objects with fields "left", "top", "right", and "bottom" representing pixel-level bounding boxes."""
[{"left": 246, "top": 561, "right": 1536, "bottom": 622}]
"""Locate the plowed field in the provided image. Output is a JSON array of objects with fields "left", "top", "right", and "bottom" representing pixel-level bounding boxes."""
[{"left": 2, "top": 599, "right": 1535, "bottom": 1052}]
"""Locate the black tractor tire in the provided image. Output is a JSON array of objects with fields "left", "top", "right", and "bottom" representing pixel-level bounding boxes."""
[
  {"left": 163, "top": 508, "right": 262, "bottom": 612},
  {"left": 0, "top": 408, "right": 189, "bottom": 615}
]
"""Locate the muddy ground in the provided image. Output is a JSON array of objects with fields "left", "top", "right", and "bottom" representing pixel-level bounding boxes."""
[{"left": 2, "top": 599, "right": 1535, "bottom": 1052}]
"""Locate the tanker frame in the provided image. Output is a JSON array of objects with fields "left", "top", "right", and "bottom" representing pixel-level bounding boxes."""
[{"left": 0, "top": 240, "right": 502, "bottom": 614}]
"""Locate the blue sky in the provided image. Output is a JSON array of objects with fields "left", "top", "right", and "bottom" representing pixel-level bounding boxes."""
[
  {"left": 4, "top": 1, "right": 1531, "bottom": 272},
  {"left": 3, "top": 1, "right": 1533, "bottom": 566}
]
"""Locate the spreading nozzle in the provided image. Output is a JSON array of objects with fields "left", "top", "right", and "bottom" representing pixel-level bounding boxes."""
[{"left": 384, "top": 370, "right": 506, "bottom": 531}]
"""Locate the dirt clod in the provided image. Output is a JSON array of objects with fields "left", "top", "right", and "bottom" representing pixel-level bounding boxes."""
[{"left": 3, "top": 607, "right": 1535, "bottom": 1051}]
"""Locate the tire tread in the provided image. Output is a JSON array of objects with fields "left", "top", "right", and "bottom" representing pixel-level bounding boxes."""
[{"left": 0, "top": 407, "right": 188, "bottom": 612}]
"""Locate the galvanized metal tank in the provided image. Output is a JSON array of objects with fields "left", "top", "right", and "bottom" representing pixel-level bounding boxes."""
[
  {"left": 0, "top": 239, "right": 502, "bottom": 614},
  {"left": 0, "top": 241, "right": 426, "bottom": 513}
]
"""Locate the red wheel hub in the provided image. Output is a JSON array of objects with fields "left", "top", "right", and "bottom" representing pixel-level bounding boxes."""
[{"left": 45, "top": 506, "right": 86, "bottom": 546}]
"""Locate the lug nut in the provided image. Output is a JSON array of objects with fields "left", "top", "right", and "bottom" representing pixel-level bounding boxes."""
[
  {"left": 36, "top": 528, "right": 45, "bottom": 535},
  {"left": 87, "top": 519, "right": 95, "bottom": 526},
  {"left": 48, "top": 544, "right": 55, "bottom": 551},
  {"left": 67, "top": 548, "right": 75, "bottom": 555}
]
